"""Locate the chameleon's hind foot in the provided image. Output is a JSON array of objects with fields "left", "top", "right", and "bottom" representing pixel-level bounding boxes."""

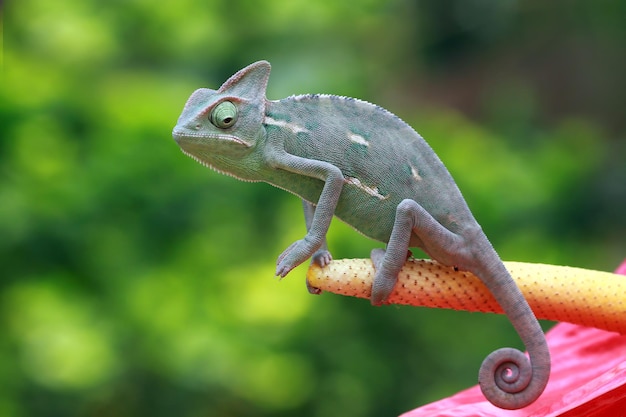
[
  {"left": 370, "top": 248, "right": 413, "bottom": 305},
  {"left": 370, "top": 248, "right": 399, "bottom": 306}
]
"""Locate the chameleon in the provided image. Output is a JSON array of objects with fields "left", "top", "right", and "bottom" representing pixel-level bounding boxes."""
[{"left": 172, "top": 60, "right": 550, "bottom": 409}]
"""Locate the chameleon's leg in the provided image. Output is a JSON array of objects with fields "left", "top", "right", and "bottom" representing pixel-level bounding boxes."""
[
  {"left": 269, "top": 151, "right": 344, "bottom": 277},
  {"left": 372, "top": 198, "right": 550, "bottom": 409},
  {"left": 370, "top": 199, "right": 465, "bottom": 305},
  {"left": 302, "top": 200, "right": 332, "bottom": 295},
  {"left": 302, "top": 200, "right": 332, "bottom": 267}
]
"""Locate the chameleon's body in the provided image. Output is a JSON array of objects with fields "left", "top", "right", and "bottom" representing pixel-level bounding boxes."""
[{"left": 172, "top": 61, "right": 550, "bottom": 409}]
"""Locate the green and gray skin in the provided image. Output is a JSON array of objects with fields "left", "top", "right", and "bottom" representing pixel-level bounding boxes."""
[{"left": 172, "top": 61, "right": 550, "bottom": 409}]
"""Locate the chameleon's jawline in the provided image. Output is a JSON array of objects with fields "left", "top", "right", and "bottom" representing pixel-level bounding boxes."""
[{"left": 172, "top": 129, "right": 251, "bottom": 148}]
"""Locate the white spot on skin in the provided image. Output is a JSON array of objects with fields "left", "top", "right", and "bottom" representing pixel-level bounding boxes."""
[
  {"left": 264, "top": 116, "right": 309, "bottom": 134},
  {"left": 345, "top": 177, "right": 387, "bottom": 200},
  {"left": 348, "top": 132, "right": 369, "bottom": 147},
  {"left": 410, "top": 165, "right": 422, "bottom": 181}
]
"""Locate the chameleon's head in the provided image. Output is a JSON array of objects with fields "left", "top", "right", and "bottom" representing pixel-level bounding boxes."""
[{"left": 172, "top": 61, "right": 271, "bottom": 179}]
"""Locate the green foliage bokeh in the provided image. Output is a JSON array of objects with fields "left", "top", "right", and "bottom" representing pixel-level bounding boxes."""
[{"left": 2, "top": 1, "right": 625, "bottom": 416}]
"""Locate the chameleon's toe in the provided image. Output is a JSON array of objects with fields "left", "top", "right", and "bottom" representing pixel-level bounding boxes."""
[{"left": 312, "top": 249, "right": 333, "bottom": 268}]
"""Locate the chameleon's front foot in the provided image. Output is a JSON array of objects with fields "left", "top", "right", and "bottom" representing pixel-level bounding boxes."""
[{"left": 276, "top": 237, "right": 322, "bottom": 278}]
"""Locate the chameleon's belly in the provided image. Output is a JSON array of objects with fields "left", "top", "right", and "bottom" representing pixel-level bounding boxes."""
[{"left": 333, "top": 186, "right": 398, "bottom": 243}]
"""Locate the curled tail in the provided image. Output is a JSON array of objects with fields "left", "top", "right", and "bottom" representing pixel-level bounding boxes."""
[{"left": 474, "top": 258, "right": 551, "bottom": 409}]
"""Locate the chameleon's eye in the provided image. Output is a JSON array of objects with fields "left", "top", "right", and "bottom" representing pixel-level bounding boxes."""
[{"left": 210, "top": 101, "right": 238, "bottom": 129}]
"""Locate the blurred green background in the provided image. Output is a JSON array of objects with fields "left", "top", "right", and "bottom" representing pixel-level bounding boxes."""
[{"left": 2, "top": 1, "right": 625, "bottom": 416}]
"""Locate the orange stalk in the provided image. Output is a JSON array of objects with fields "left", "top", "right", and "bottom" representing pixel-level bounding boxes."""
[{"left": 307, "top": 258, "right": 626, "bottom": 334}]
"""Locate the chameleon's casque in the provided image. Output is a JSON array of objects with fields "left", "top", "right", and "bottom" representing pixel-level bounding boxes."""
[{"left": 172, "top": 61, "right": 550, "bottom": 409}]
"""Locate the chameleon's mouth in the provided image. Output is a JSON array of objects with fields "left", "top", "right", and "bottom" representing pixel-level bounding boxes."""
[{"left": 172, "top": 129, "right": 252, "bottom": 148}]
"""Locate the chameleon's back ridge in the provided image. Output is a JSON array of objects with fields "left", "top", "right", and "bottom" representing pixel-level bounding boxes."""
[{"left": 172, "top": 60, "right": 550, "bottom": 409}]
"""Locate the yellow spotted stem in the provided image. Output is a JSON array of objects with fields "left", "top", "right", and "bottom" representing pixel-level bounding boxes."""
[{"left": 306, "top": 258, "right": 626, "bottom": 334}]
